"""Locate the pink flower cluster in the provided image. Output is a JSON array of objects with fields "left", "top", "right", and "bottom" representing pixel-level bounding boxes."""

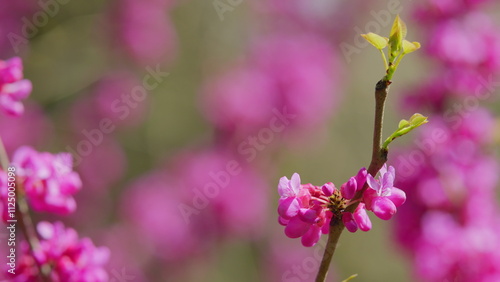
[
  {"left": 11, "top": 221, "right": 109, "bottom": 282},
  {"left": 277, "top": 173, "right": 334, "bottom": 247},
  {"left": 278, "top": 165, "right": 406, "bottom": 246},
  {"left": 394, "top": 1, "right": 500, "bottom": 280},
  {"left": 121, "top": 149, "right": 269, "bottom": 257},
  {"left": 11, "top": 146, "right": 81, "bottom": 215},
  {"left": 0, "top": 57, "right": 32, "bottom": 116},
  {"left": 110, "top": 0, "right": 177, "bottom": 66},
  {"left": 201, "top": 33, "right": 339, "bottom": 138},
  {"left": 395, "top": 113, "right": 500, "bottom": 281}
]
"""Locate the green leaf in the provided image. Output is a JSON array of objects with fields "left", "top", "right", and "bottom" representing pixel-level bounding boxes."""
[
  {"left": 388, "top": 15, "right": 407, "bottom": 62},
  {"left": 341, "top": 274, "right": 358, "bottom": 282},
  {"left": 361, "top": 33, "right": 389, "bottom": 50},
  {"left": 403, "top": 40, "right": 421, "bottom": 54},
  {"left": 409, "top": 113, "right": 429, "bottom": 127},
  {"left": 382, "top": 113, "right": 429, "bottom": 149},
  {"left": 398, "top": 119, "right": 410, "bottom": 129}
]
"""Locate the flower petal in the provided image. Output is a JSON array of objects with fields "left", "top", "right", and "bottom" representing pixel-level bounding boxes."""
[
  {"left": 371, "top": 197, "right": 397, "bottom": 220},
  {"left": 367, "top": 174, "right": 380, "bottom": 193},
  {"left": 388, "top": 187, "right": 406, "bottom": 207},
  {"left": 278, "top": 176, "right": 291, "bottom": 197},
  {"left": 362, "top": 188, "right": 377, "bottom": 210},
  {"left": 379, "top": 164, "right": 388, "bottom": 175},
  {"left": 342, "top": 212, "right": 358, "bottom": 233},
  {"left": 299, "top": 208, "right": 319, "bottom": 223},
  {"left": 341, "top": 177, "right": 357, "bottom": 200},
  {"left": 290, "top": 173, "right": 301, "bottom": 194},
  {"left": 353, "top": 203, "right": 372, "bottom": 231},
  {"left": 278, "top": 216, "right": 289, "bottom": 226},
  {"left": 278, "top": 197, "right": 300, "bottom": 219},
  {"left": 322, "top": 183, "right": 334, "bottom": 196},
  {"left": 381, "top": 166, "right": 395, "bottom": 189},
  {"left": 301, "top": 225, "right": 321, "bottom": 247},
  {"left": 284, "top": 216, "right": 311, "bottom": 238},
  {"left": 355, "top": 167, "right": 368, "bottom": 188}
]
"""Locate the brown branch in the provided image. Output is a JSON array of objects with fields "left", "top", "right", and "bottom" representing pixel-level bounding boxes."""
[{"left": 315, "top": 78, "right": 391, "bottom": 282}]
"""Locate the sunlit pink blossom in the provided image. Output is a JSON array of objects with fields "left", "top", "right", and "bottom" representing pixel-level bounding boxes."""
[
  {"left": 0, "top": 57, "right": 32, "bottom": 116},
  {"left": 12, "top": 146, "right": 81, "bottom": 214}
]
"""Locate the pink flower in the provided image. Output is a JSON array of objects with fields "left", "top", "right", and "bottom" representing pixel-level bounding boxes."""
[
  {"left": 342, "top": 203, "right": 372, "bottom": 233},
  {"left": 111, "top": 0, "right": 177, "bottom": 66},
  {"left": 363, "top": 165, "right": 406, "bottom": 221},
  {"left": 340, "top": 167, "right": 367, "bottom": 200},
  {"left": 120, "top": 171, "right": 204, "bottom": 262},
  {"left": 171, "top": 149, "right": 269, "bottom": 239},
  {"left": 0, "top": 169, "right": 8, "bottom": 221},
  {"left": 11, "top": 221, "right": 109, "bottom": 281},
  {"left": 277, "top": 173, "right": 335, "bottom": 247},
  {"left": 0, "top": 103, "right": 52, "bottom": 155},
  {"left": 0, "top": 57, "right": 32, "bottom": 116},
  {"left": 201, "top": 33, "right": 339, "bottom": 138},
  {"left": 11, "top": 146, "right": 81, "bottom": 215},
  {"left": 82, "top": 71, "right": 148, "bottom": 128}
]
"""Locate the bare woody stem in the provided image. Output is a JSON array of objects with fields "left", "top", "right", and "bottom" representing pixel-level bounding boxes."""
[{"left": 315, "top": 78, "right": 391, "bottom": 282}]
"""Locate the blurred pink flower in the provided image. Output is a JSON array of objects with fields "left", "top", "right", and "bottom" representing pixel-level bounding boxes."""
[
  {"left": 0, "top": 102, "right": 51, "bottom": 155},
  {"left": 0, "top": 2, "right": 36, "bottom": 55},
  {"left": 111, "top": 0, "right": 177, "bottom": 66},
  {"left": 266, "top": 232, "right": 338, "bottom": 282},
  {"left": 0, "top": 170, "right": 8, "bottom": 221},
  {"left": 0, "top": 57, "right": 32, "bottom": 116},
  {"left": 99, "top": 225, "right": 148, "bottom": 282},
  {"left": 120, "top": 170, "right": 209, "bottom": 262},
  {"left": 201, "top": 33, "right": 339, "bottom": 137},
  {"left": 11, "top": 221, "right": 109, "bottom": 281},
  {"left": 414, "top": 0, "right": 493, "bottom": 22},
  {"left": 412, "top": 212, "right": 500, "bottom": 282},
  {"left": 77, "top": 138, "right": 126, "bottom": 192},
  {"left": 71, "top": 71, "right": 148, "bottom": 130},
  {"left": 171, "top": 148, "right": 269, "bottom": 239},
  {"left": 253, "top": 0, "right": 366, "bottom": 42},
  {"left": 12, "top": 146, "right": 81, "bottom": 215},
  {"left": 426, "top": 13, "right": 500, "bottom": 71}
]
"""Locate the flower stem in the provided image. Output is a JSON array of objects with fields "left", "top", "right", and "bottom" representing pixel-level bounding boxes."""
[
  {"left": 314, "top": 78, "right": 391, "bottom": 282},
  {"left": 315, "top": 222, "right": 344, "bottom": 282}
]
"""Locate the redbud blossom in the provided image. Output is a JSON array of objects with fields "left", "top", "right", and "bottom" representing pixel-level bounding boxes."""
[
  {"left": 0, "top": 57, "right": 32, "bottom": 116},
  {"left": 364, "top": 164, "right": 406, "bottom": 220},
  {"left": 11, "top": 221, "right": 109, "bottom": 281},
  {"left": 11, "top": 146, "right": 81, "bottom": 215}
]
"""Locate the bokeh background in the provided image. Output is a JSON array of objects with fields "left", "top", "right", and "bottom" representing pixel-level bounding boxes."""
[{"left": 1, "top": 0, "right": 500, "bottom": 281}]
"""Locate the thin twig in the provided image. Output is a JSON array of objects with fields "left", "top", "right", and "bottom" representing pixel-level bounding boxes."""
[{"left": 315, "top": 78, "right": 391, "bottom": 282}]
